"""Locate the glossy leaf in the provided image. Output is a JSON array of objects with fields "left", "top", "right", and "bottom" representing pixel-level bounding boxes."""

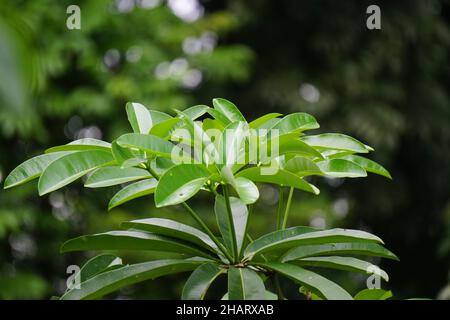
[
  {"left": 182, "top": 105, "right": 209, "bottom": 120},
  {"left": 342, "top": 155, "right": 392, "bottom": 179},
  {"left": 284, "top": 156, "right": 322, "bottom": 176},
  {"left": 122, "top": 218, "right": 218, "bottom": 254},
  {"left": 281, "top": 242, "right": 399, "bottom": 262},
  {"left": 236, "top": 167, "right": 320, "bottom": 195},
  {"left": 302, "top": 133, "right": 369, "bottom": 153},
  {"left": 182, "top": 263, "right": 225, "bottom": 300},
  {"left": 267, "top": 134, "right": 323, "bottom": 160},
  {"left": 155, "top": 164, "right": 210, "bottom": 207},
  {"left": 249, "top": 113, "right": 282, "bottom": 129},
  {"left": 111, "top": 140, "right": 135, "bottom": 165},
  {"left": 4, "top": 152, "right": 72, "bottom": 189},
  {"left": 45, "top": 138, "right": 111, "bottom": 153},
  {"left": 316, "top": 159, "right": 367, "bottom": 178},
  {"left": 234, "top": 177, "right": 259, "bottom": 204},
  {"left": 215, "top": 195, "right": 248, "bottom": 255},
  {"left": 108, "top": 179, "right": 157, "bottom": 210},
  {"left": 244, "top": 227, "right": 383, "bottom": 259},
  {"left": 295, "top": 256, "right": 389, "bottom": 281},
  {"left": 213, "top": 98, "right": 245, "bottom": 123},
  {"left": 255, "top": 262, "right": 352, "bottom": 300},
  {"left": 61, "top": 230, "right": 215, "bottom": 259},
  {"left": 227, "top": 267, "right": 265, "bottom": 300},
  {"left": 38, "top": 150, "right": 114, "bottom": 195},
  {"left": 272, "top": 112, "right": 319, "bottom": 134},
  {"left": 78, "top": 254, "right": 123, "bottom": 283},
  {"left": 85, "top": 166, "right": 151, "bottom": 188},
  {"left": 61, "top": 259, "right": 202, "bottom": 300},
  {"left": 354, "top": 289, "right": 392, "bottom": 300},
  {"left": 149, "top": 118, "right": 181, "bottom": 138},
  {"left": 126, "top": 102, "right": 153, "bottom": 134}
]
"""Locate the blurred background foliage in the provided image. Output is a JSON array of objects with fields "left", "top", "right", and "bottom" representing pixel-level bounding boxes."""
[{"left": 0, "top": 0, "right": 449, "bottom": 299}]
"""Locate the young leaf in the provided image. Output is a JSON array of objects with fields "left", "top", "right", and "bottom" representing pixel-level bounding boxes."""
[
  {"left": 233, "top": 177, "right": 259, "bottom": 204},
  {"left": 122, "top": 218, "right": 218, "bottom": 254},
  {"left": 281, "top": 242, "right": 399, "bottom": 262},
  {"left": 155, "top": 164, "right": 211, "bottom": 207},
  {"left": 354, "top": 289, "right": 392, "bottom": 300},
  {"left": 295, "top": 256, "right": 389, "bottom": 282},
  {"left": 249, "top": 113, "right": 283, "bottom": 129},
  {"left": 149, "top": 118, "right": 181, "bottom": 138},
  {"left": 255, "top": 262, "right": 352, "bottom": 300},
  {"left": 182, "top": 263, "right": 225, "bottom": 300},
  {"left": 38, "top": 150, "right": 114, "bottom": 195},
  {"left": 301, "top": 133, "right": 369, "bottom": 153},
  {"left": 182, "top": 105, "right": 210, "bottom": 120},
  {"left": 4, "top": 152, "right": 72, "bottom": 189},
  {"left": 61, "top": 230, "right": 215, "bottom": 259},
  {"left": 227, "top": 267, "right": 265, "bottom": 300},
  {"left": 126, "top": 102, "right": 153, "bottom": 133},
  {"left": 213, "top": 98, "right": 246, "bottom": 123},
  {"left": 85, "top": 166, "right": 151, "bottom": 188},
  {"left": 61, "top": 259, "right": 202, "bottom": 300},
  {"left": 108, "top": 179, "right": 158, "bottom": 210},
  {"left": 78, "top": 254, "right": 123, "bottom": 283},
  {"left": 272, "top": 112, "right": 319, "bottom": 134},
  {"left": 215, "top": 195, "right": 248, "bottom": 255}
]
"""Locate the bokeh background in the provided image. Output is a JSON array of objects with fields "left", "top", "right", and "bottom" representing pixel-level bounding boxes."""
[{"left": 0, "top": 0, "right": 449, "bottom": 299}]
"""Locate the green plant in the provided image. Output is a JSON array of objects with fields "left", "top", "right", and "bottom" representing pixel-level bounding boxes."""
[{"left": 4, "top": 98, "right": 397, "bottom": 300}]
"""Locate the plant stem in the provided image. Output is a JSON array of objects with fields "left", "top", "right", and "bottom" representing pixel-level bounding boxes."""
[
  {"left": 146, "top": 162, "right": 233, "bottom": 262},
  {"left": 281, "top": 187, "right": 294, "bottom": 229},
  {"left": 223, "top": 184, "right": 238, "bottom": 263},
  {"left": 274, "top": 274, "right": 286, "bottom": 300},
  {"left": 240, "top": 203, "right": 253, "bottom": 258},
  {"left": 276, "top": 186, "right": 284, "bottom": 230}
]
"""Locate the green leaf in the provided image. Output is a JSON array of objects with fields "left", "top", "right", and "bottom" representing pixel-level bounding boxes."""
[
  {"left": 213, "top": 98, "right": 245, "bottom": 123},
  {"left": 316, "top": 159, "right": 367, "bottom": 178},
  {"left": 244, "top": 227, "right": 383, "bottom": 259},
  {"left": 61, "top": 259, "right": 202, "bottom": 300},
  {"left": 218, "top": 121, "right": 248, "bottom": 167},
  {"left": 61, "top": 230, "right": 215, "bottom": 259},
  {"left": 295, "top": 256, "right": 389, "bottom": 282},
  {"left": 255, "top": 262, "right": 352, "bottom": 300},
  {"left": 149, "top": 118, "right": 181, "bottom": 138},
  {"left": 182, "top": 105, "right": 209, "bottom": 120},
  {"left": 227, "top": 267, "right": 265, "bottom": 300},
  {"left": 149, "top": 157, "right": 176, "bottom": 176},
  {"left": 249, "top": 113, "right": 283, "bottom": 129},
  {"left": 207, "top": 108, "right": 232, "bottom": 126},
  {"left": 233, "top": 177, "right": 259, "bottom": 204},
  {"left": 117, "top": 133, "right": 190, "bottom": 162},
  {"left": 222, "top": 290, "right": 277, "bottom": 300},
  {"left": 45, "top": 139, "right": 111, "bottom": 154},
  {"left": 78, "top": 254, "right": 123, "bottom": 283},
  {"left": 108, "top": 179, "right": 157, "bottom": 210},
  {"left": 85, "top": 166, "right": 151, "bottom": 188},
  {"left": 301, "top": 133, "right": 369, "bottom": 153},
  {"left": 111, "top": 140, "right": 135, "bottom": 165},
  {"left": 272, "top": 112, "right": 319, "bottom": 134},
  {"left": 281, "top": 242, "right": 399, "bottom": 262},
  {"left": 342, "top": 155, "right": 392, "bottom": 179},
  {"left": 38, "top": 150, "right": 114, "bottom": 195},
  {"left": 284, "top": 156, "right": 322, "bottom": 176},
  {"left": 126, "top": 102, "right": 153, "bottom": 134},
  {"left": 236, "top": 167, "right": 320, "bottom": 195},
  {"left": 354, "top": 289, "right": 392, "bottom": 300},
  {"left": 122, "top": 218, "right": 218, "bottom": 254},
  {"left": 155, "top": 164, "right": 210, "bottom": 207},
  {"left": 182, "top": 263, "right": 225, "bottom": 300},
  {"left": 4, "top": 152, "right": 72, "bottom": 189},
  {"left": 215, "top": 195, "right": 248, "bottom": 255},
  {"left": 266, "top": 134, "right": 323, "bottom": 160}
]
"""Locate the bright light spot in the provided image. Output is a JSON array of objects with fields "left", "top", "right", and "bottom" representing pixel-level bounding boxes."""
[
  {"left": 183, "top": 37, "right": 202, "bottom": 55},
  {"left": 76, "top": 126, "right": 102, "bottom": 140},
  {"left": 138, "top": 0, "right": 161, "bottom": 9},
  {"left": 104, "top": 49, "right": 121, "bottom": 69},
  {"left": 325, "top": 177, "right": 344, "bottom": 188},
  {"left": 199, "top": 32, "right": 217, "bottom": 52},
  {"left": 182, "top": 32, "right": 217, "bottom": 55},
  {"left": 155, "top": 61, "right": 171, "bottom": 79},
  {"left": 332, "top": 198, "right": 349, "bottom": 219},
  {"left": 116, "top": 0, "right": 135, "bottom": 13},
  {"left": 64, "top": 115, "right": 83, "bottom": 138},
  {"left": 260, "top": 185, "right": 278, "bottom": 205},
  {"left": 310, "top": 211, "right": 326, "bottom": 229},
  {"left": 169, "top": 58, "right": 189, "bottom": 77},
  {"left": 49, "top": 192, "right": 65, "bottom": 209},
  {"left": 9, "top": 234, "right": 36, "bottom": 259},
  {"left": 168, "top": 0, "right": 204, "bottom": 22},
  {"left": 182, "top": 69, "right": 202, "bottom": 89},
  {"left": 126, "top": 46, "right": 143, "bottom": 63},
  {"left": 299, "top": 83, "right": 320, "bottom": 103}
]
